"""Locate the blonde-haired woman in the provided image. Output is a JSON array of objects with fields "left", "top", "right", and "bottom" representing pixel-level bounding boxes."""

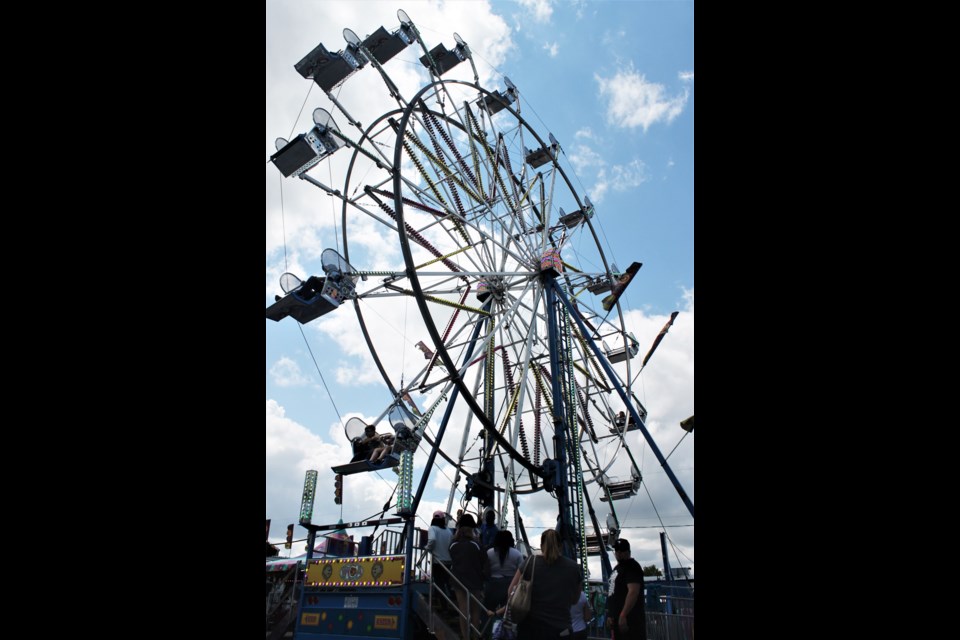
[{"left": 506, "top": 528, "right": 581, "bottom": 639}]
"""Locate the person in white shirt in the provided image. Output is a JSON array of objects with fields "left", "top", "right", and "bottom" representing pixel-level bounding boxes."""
[
  {"left": 569, "top": 590, "right": 594, "bottom": 640},
  {"left": 484, "top": 530, "right": 523, "bottom": 614},
  {"left": 426, "top": 510, "right": 454, "bottom": 609}
]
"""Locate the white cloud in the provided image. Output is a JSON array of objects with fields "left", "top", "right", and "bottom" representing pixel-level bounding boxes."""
[
  {"left": 270, "top": 356, "right": 313, "bottom": 387},
  {"left": 596, "top": 66, "right": 690, "bottom": 131},
  {"left": 574, "top": 127, "right": 596, "bottom": 140},
  {"left": 517, "top": 0, "right": 554, "bottom": 23},
  {"left": 568, "top": 143, "right": 605, "bottom": 174},
  {"left": 602, "top": 29, "right": 627, "bottom": 47},
  {"left": 591, "top": 159, "right": 648, "bottom": 202},
  {"left": 667, "top": 158, "right": 675, "bottom": 168},
  {"left": 678, "top": 71, "right": 694, "bottom": 82},
  {"left": 543, "top": 41, "right": 559, "bottom": 57}
]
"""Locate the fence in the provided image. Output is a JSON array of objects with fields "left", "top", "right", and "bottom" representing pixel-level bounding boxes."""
[{"left": 586, "top": 595, "right": 694, "bottom": 640}]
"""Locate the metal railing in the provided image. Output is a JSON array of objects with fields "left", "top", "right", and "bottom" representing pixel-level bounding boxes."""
[
  {"left": 427, "top": 552, "right": 491, "bottom": 640},
  {"left": 645, "top": 611, "right": 694, "bottom": 640},
  {"left": 585, "top": 612, "right": 694, "bottom": 640},
  {"left": 585, "top": 594, "right": 694, "bottom": 640}
]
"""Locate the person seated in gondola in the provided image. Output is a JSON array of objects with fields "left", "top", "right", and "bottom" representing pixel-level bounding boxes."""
[
  {"left": 369, "top": 432, "right": 396, "bottom": 464},
  {"left": 351, "top": 424, "right": 382, "bottom": 462},
  {"left": 295, "top": 276, "right": 326, "bottom": 301}
]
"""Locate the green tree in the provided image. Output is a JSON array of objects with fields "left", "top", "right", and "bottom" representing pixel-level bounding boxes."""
[{"left": 642, "top": 564, "right": 662, "bottom": 577}]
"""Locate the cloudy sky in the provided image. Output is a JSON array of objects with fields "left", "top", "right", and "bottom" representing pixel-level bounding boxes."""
[{"left": 266, "top": 0, "right": 693, "bottom": 579}]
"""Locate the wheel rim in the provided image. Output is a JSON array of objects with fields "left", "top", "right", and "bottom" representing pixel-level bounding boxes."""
[{"left": 335, "top": 78, "right": 640, "bottom": 496}]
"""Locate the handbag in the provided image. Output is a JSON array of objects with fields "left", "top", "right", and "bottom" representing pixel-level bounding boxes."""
[
  {"left": 508, "top": 555, "right": 536, "bottom": 623},
  {"left": 491, "top": 616, "right": 517, "bottom": 640}
]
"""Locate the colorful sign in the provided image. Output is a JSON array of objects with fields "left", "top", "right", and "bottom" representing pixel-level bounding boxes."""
[
  {"left": 374, "top": 615, "right": 398, "bottom": 630},
  {"left": 306, "top": 555, "right": 405, "bottom": 587}
]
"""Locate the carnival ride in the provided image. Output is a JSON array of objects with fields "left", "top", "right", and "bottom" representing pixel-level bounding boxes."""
[{"left": 266, "top": 9, "right": 692, "bottom": 640}]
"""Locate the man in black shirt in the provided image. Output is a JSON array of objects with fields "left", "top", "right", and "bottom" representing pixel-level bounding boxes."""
[{"left": 607, "top": 539, "right": 645, "bottom": 640}]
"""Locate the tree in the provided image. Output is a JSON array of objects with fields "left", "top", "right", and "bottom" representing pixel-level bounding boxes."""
[{"left": 642, "top": 564, "right": 662, "bottom": 577}]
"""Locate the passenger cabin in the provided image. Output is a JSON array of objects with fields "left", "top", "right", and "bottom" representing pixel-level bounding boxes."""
[
  {"left": 333, "top": 425, "right": 400, "bottom": 475},
  {"left": 270, "top": 108, "right": 346, "bottom": 178},
  {"left": 265, "top": 248, "right": 360, "bottom": 324},
  {"left": 606, "top": 333, "right": 640, "bottom": 364},
  {"left": 331, "top": 405, "right": 420, "bottom": 476},
  {"left": 419, "top": 42, "right": 466, "bottom": 76},
  {"left": 558, "top": 198, "right": 594, "bottom": 228},
  {"left": 586, "top": 277, "right": 614, "bottom": 294},
  {"left": 599, "top": 471, "right": 641, "bottom": 502},
  {"left": 558, "top": 207, "right": 588, "bottom": 228},
  {"left": 480, "top": 78, "right": 518, "bottom": 115},
  {"left": 525, "top": 142, "right": 558, "bottom": 168},
  {"left": 295, "top": 40, "right": 366, "bottom": 91},
  {"left": 584, "top": 531, "right": 614, "bottom": 555},
  {"left": 481, "top": 89, "right": 515, "bottom": 114},
  {"left": 332, "top": 454, "right": 400, "bottom": 476},
  {"left": 359, "top": 25, "right": 414, "bottom": 65},
  {"left": 609, "top": 410, "right": 642, "bottom": 434}
]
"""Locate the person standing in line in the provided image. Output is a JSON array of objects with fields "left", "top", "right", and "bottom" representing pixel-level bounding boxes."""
[
  {"left": 569, "top": 590, "right": 593, "bottom": 640},
  {"left": 485, "top": 530, "right": 523, "bottom": 614},
  {"left": 449, "top": 513, "right": 489, "bottom": 640},
  {"left": 506, "top": 529, "right": 580, "bottom": 640},
  {"left": 606, "top": 539, "right": 645, "bottom": 640},
  {"left": 480, "top": 508, "right": 500, "bottom": 550},
  {"left": 426, "top": 510, "right": 454, "bottom": 610}
]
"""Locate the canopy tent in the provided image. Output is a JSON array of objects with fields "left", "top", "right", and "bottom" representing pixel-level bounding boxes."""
[{"left": 265, "top": 525, "right": 352, "bottom": 572}]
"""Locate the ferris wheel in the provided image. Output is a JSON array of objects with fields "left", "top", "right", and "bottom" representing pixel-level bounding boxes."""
[{"left": 267, "top": 8, "right": 692, "bottom": 578}]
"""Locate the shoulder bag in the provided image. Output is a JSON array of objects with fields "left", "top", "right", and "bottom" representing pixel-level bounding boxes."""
[{"left": 508, "top": 555, "right": 536, "bottom": 623}]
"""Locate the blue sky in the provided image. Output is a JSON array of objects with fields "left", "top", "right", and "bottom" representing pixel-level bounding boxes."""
[{"left": 266, "top": 0, "right": 694, "bottom": 577}]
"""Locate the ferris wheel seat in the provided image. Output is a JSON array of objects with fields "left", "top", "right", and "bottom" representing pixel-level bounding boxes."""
[
  {"left": 584, "top": 531, "right": 615, "bottom": 555},
  {"left": 609, "top": 416, "right": 640, "bottom": 434},
  {"left": 524, "top": 144, "right": 557, "bottom": 168},
  {"left": 586, "top": 277, "right": 614, "bottom": 294},
  {"left": 480, "top": 89, "right": 517, "bottom": 115},
  {"left": 419, "top": 43, "right": 465, "bottom": 76},
  {"left": 332, "top": 454, "right": 401, "bottom": 476},
  {"left": 270, "top": 125, "right": 344, "bottom": 178},
  {"left": 265, "top": 290, "right": 340, "bottom": 324},
  {"left": 295, "top": 41, "right": 365, "bottom": 92},
  {"left": 598, "top": 479, "right": 640, "bottom": 501},
  {"left": 558, "top": 205, "right": 594, "bottom": 229},
  {"left": 361, "top": 26, "right": 412, "bottom": 65},
  {"left": 606, "top": 348, "right": 634, "bottom": 364},
  {"left": 606, "top": 338, "right": 640, "bottom": 364}
]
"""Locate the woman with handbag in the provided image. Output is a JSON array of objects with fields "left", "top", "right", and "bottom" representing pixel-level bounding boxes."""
[{"left": 505, "top": 529, "right": 581, "bottom": 640}]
